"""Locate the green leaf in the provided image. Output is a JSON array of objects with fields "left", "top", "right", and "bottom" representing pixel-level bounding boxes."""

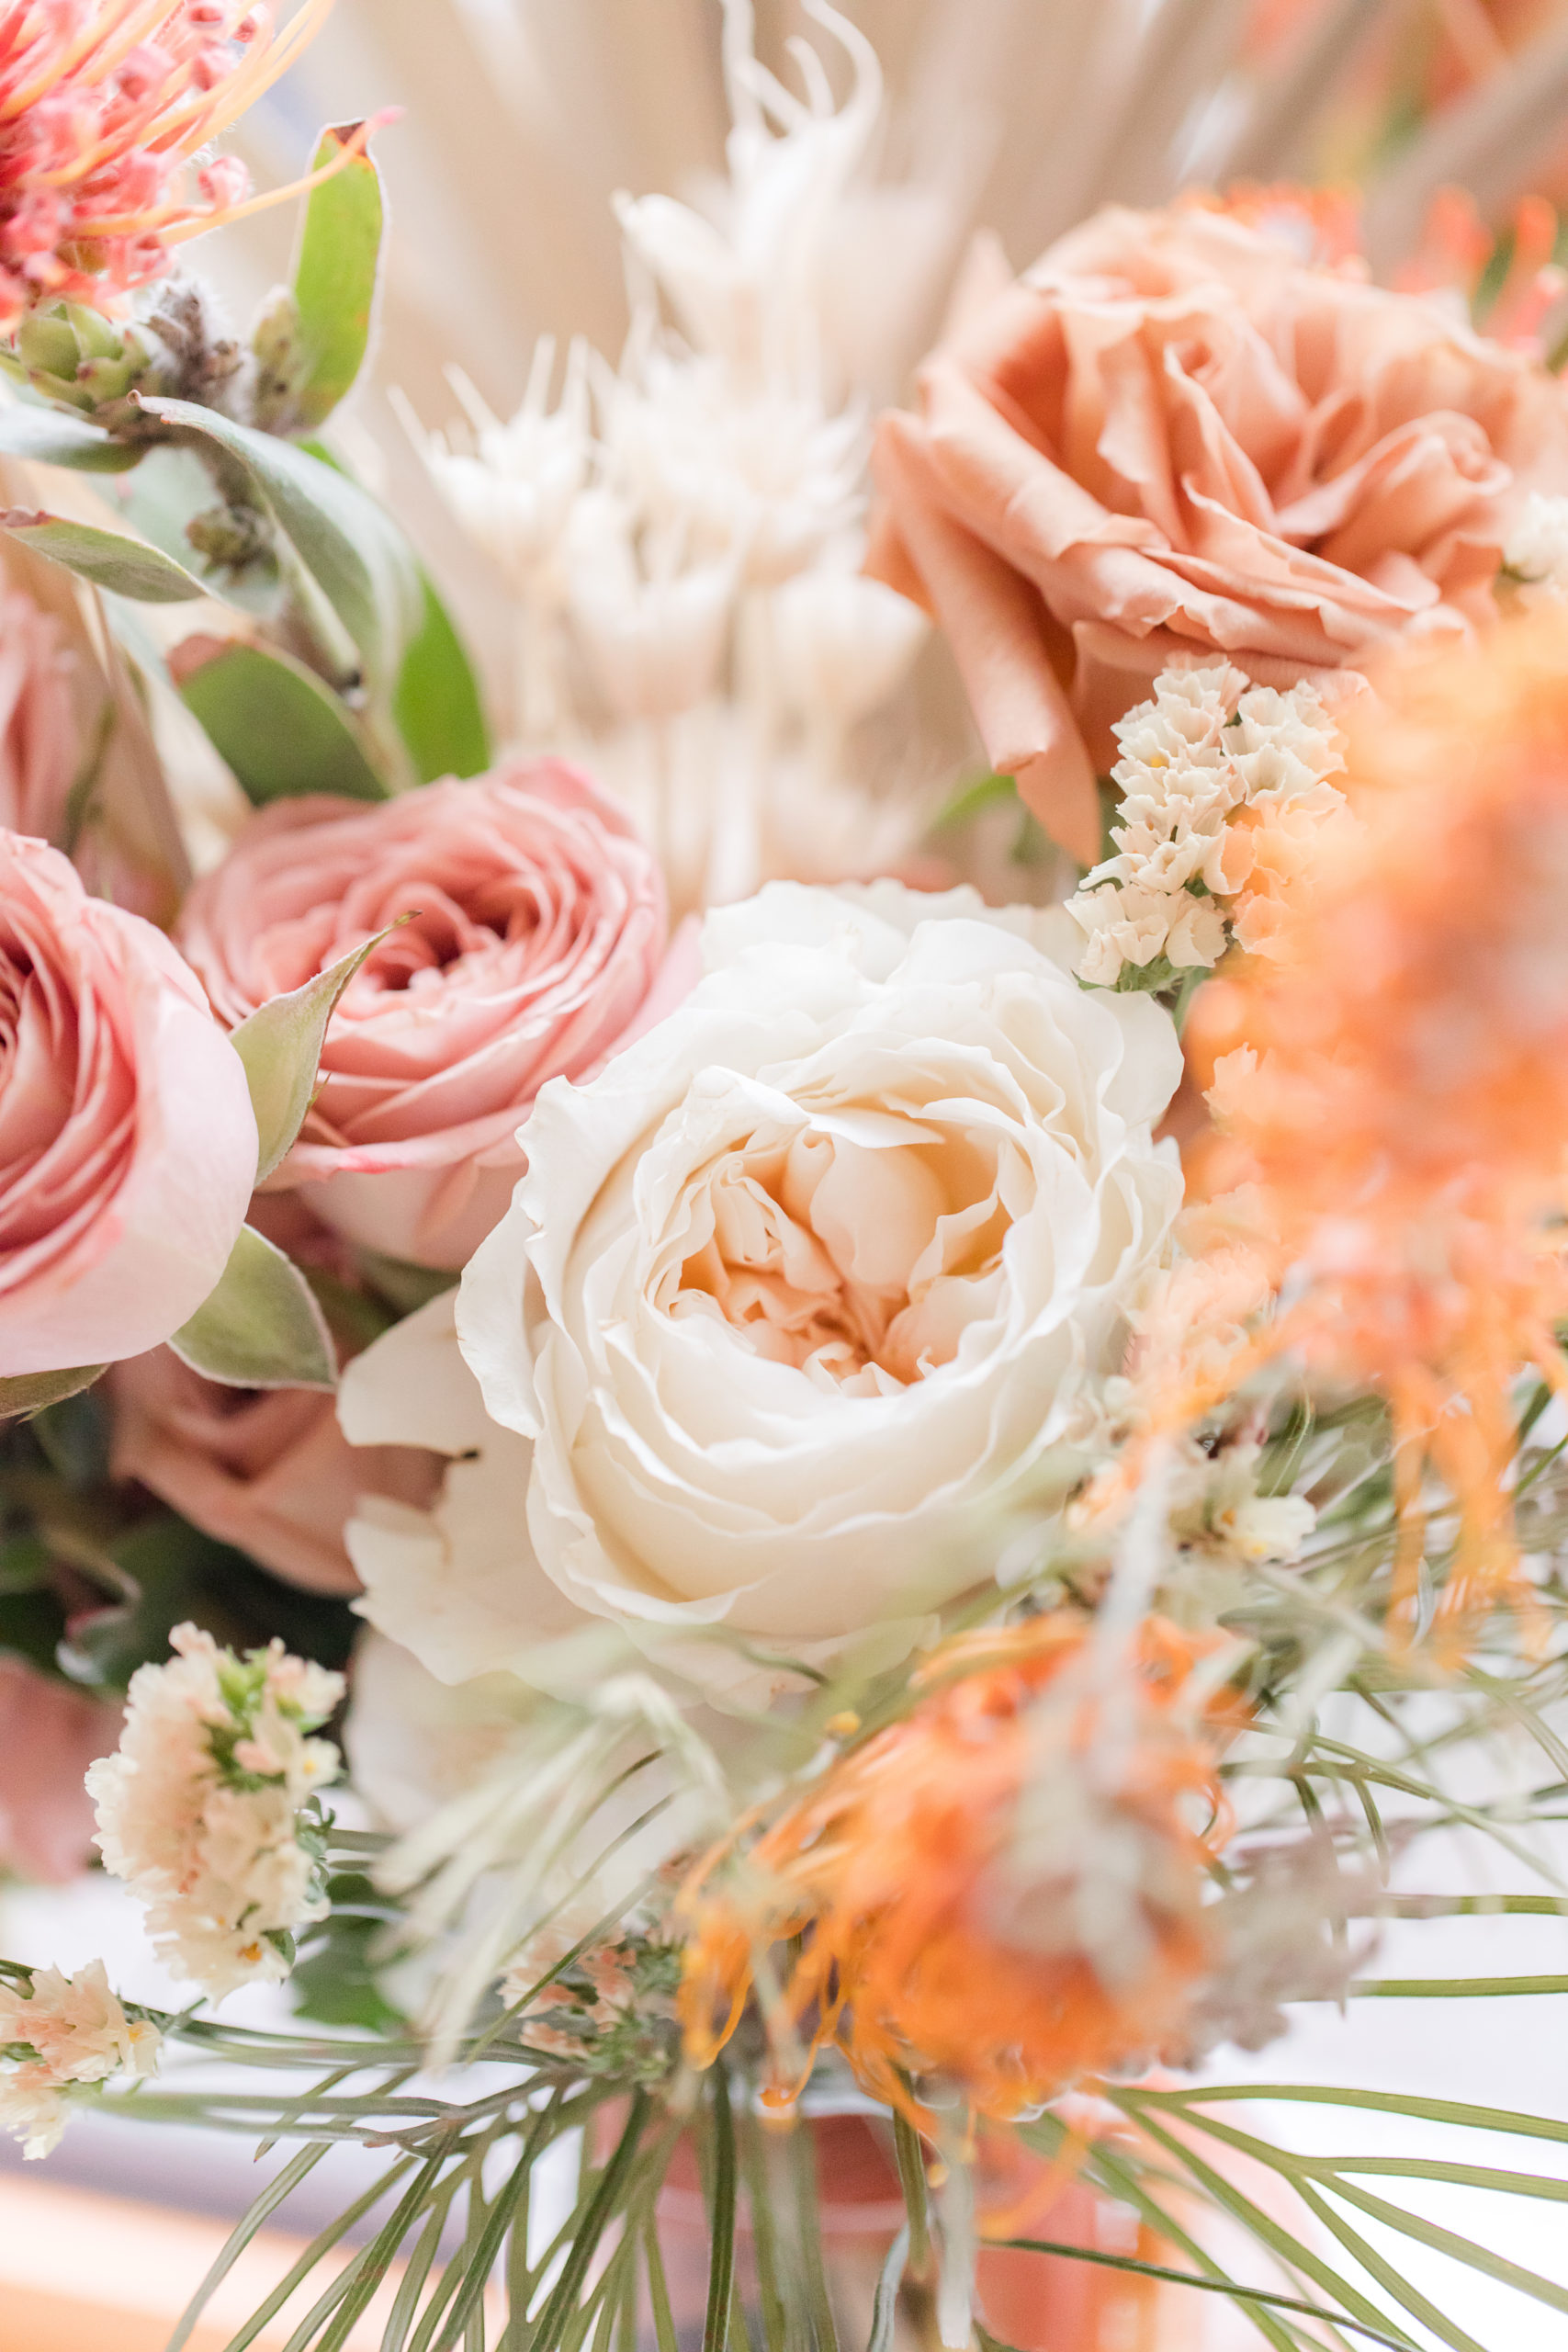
[
  {"left": 169, "top": 1226, "right": 336, "bottom": 1390},
  {"left": 0, "top": 1586, "right": 69, "bottom": 1679},
  {"left": 0, "top": 1363, "right": 106, "bottom": 1420},
  {"left": 163, "top": 2144, "right": 334, "bottom": 2352},
  {"left": 701, "top": 2068, "right": 738, "bottom": 2352},
  {"left": 395, "top": 571, "right": 491, "bottom": 782},
  {"left": 291, "top": 1873, "right": 408, "bottom": 2035},
  {"left": 28, "top": 1386, "right": 111, "bottom": 1487},
  {"left": 928, "top": 768, "right": 1018, "bottom": 832},
  {"left": 63, "top": 1513, "right": 359, "bottom": 1692},
  {"left": 229, "top": 927, "right": 399, "bottom": 1181},
  {"left": 0, "top": 402, "right": 142, "bottom": 472},
  {"left": 136, "top": 395, "right": 423, "bottom": 693},
  {"left": 981, "top": 2254, "right": 1417, "bottom": 2352},
  {"left": 289, "top": 123, "right": 386, "bottom": 432},
  {"left": 172, "top": 637, "right": 388, "bottom": 808},
  {"left": 0, "top": 507, "right": 210, "bottom": 602},
  {"left": 869, "top": 2226, "right": 911, "bottom": 2352}
]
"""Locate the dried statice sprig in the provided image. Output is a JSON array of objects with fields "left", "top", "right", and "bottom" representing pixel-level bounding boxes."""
[
  {"left": 1067, "top": 662, "right": 1350, "bottom": 994},
  {"left": 0, "top": 1959, "right": 161, "bottom": 2159},
  {"left": 1177, "top": 1834, "right": 1383, "bottom": 2064},
  {"left": 377, "top": 1672, "right": 730, "bottom": 2068},
  {"left": 87, "top": 1623, "right": 344, "bottom": 2000},
  {"left": 1502, "top": 491, "right": 1568, "bottom": 607},
  {"left": 500, "top": 1921, "right": 683, "bottom": 2087}
]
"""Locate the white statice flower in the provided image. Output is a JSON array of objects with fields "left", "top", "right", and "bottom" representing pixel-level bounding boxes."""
[
  {"left": 341, "top": 881, "right": 1183, "bottom": 1709},
  {"left": 1073, "top": 880, "right": 1228, "bottom": 989},
  {"left": 87, "top": 1625, "right": 344, "bottom": 2000},
  {"left": 0, "top": 1961, "right": 161, "bottom": 2159},
  {"left": 1504, "top": 492, "right": 1568, "bottom": 607},
  {"left": 1169, "top": 1438, "right": 1317, "bottom": 1569},
  {"left": 1067, "top": 663, "right": 1348, "bottom": 989}
]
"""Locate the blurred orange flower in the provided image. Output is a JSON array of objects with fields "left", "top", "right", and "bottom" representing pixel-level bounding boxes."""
[
  {"left": 1185, "top": 610, "right": 1568, "bottom": 1642},
  {"left": 678, "top": 1616, "right": 1236, "bottom": 2123}
]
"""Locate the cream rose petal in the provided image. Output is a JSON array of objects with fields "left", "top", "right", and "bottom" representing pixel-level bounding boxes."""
[{"left": 346, "top": 883, "right": 1182, "bottom": 1706}]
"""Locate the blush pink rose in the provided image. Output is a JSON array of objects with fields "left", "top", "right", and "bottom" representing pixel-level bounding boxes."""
[
  {"left": 0, "top": 831, "right": 257, "bottom": 1378},
  {"left": 0, "top": 589, "right": 76, "bottom": 843},
  {"left": 105, "top": 1343, "right": 444, "bottom": 1595},
  {"left": 0, "top": 1660, "right": 120, "bottom": 1883},
  {"left": 176, "top": 763, "right": 674, "bottom": 1271},
  {"left": 868, "top": 202, "right": 1568, "bottom": 862}
]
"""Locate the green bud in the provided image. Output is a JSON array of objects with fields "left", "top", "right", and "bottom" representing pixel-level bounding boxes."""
[
  {"left": 249, "top": 285, "right": 307, "bottom": 435},
  {"left": 17, "top": 308, "right": 81, "bottom": 380},
  {"left": 62, "top": 300, "right": 124, "bottom": 362},
  {"left": 186, "top": 501, "right": 274, "bottom": 573}
]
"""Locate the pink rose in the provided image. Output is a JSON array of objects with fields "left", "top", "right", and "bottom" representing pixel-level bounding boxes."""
[
  {"left": 176, "top": 763, "right": 673, "bottom": 1270},
  {"left": 105, "top": 1343, "right": 443, "bottom": 1595},
  {"left": 0, "top": 1660, "right": 120, "bottom": 1883},
  {"left": 869, "top": 202, "right": 1568, "bottom": 862},
  {"left": 0, "top": 831, "right": 257, "bottom": 1377},
  {"left": 0, "top": 589, "right": 76, "bottom": 843}
]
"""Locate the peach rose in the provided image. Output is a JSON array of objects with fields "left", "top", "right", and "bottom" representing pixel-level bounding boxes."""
[
  {"left": 0, "top": 1660, "right": 120, "bottom": 1883},
  {"left": 105, "top": 1342, "right": 443, "bottom": 1595},
  {"left": 1, "top": 831, "right": 257, "bottom": 1378},
  {"left": 869, "top": 203, "right": 1568, "bottom": 862},
  {"left": 177, "top": 763, "right": 673, "bottom": 1271}
]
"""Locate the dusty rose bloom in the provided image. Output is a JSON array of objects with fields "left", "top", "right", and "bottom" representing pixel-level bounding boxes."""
[
  {"left": 869, "top": 202, "right": 1568, "bottom": 860},
  {"left": 0, "top": 1662, "right": 120, "bottom": 1883},
  {"left": 0, "top": 831, "right": 256, "bottom": 1377},
  {"left": 0, "top": 589, "right": 76, "bottom": 842},
  {"left": 177, "top": 763, "right": 674, "bottom": 1271},
  {"left": 105, "top": 1342, "right": 442, "bottom": 1596}
]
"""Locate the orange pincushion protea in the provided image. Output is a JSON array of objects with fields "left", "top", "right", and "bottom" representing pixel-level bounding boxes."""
[
  {"left": 677, "top": 1617, "right": 1236, "bottom": 2123},
  {"left": 1185, "top": 611, "right": 1568, "bottom": 1641},
  {"left": 0, "top": 0, "right": 343, "bottom": 326}
]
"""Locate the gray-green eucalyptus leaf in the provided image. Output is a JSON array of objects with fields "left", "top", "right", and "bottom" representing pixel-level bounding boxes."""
[
  {"left": 0, "top": 508, "right": 211, "bottom": 602},
  {"left": 231, "top": 926, "right": 400, "bottom": 1182},
  {"left": 169, "top": 1227, "right": 336, "bottom": 1391},
  {"left": 134, "top": 395, "right": 423, "bottom": 694},
  {"left": 0, "top": 1363, "right": 107, "bottom": 1421}
]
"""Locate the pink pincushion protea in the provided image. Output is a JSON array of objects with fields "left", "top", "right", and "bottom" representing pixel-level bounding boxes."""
[{"left": 0, "top": 0, "right": 334, "bottom": 326}]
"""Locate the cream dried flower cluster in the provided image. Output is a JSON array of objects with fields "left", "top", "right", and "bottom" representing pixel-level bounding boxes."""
[
  {"left": 88, "top": 1626, "right": 344, "bottom": 2000},
  {"left": 403, "top": 2, "right": 932, "bottom": 910},
  {"left": 1067, "top": 664, "right": 1349, "bottom": 990},
  {"left": 0, "top": 1961, "right": 161, "bottom": 2159}
]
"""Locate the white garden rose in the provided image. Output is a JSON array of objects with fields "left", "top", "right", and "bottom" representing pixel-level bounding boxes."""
[{"left": 340, "top": 882, "right": 1184, "bottom": 1704}]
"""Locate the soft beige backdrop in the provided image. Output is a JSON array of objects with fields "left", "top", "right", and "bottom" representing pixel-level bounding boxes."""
[{"left": 197, "top": 0, "right": 1568, "bottom": 724}]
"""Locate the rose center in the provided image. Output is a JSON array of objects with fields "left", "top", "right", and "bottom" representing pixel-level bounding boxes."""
[
  {"left": 349, "top": 879, "right": 549, "bottom": 997},
  {"left": 667, "top": 1118, "right": 1015, "bottom": 1394},
  {"left": 0, "top": 939, "right": 76, "bottom": 1190}
]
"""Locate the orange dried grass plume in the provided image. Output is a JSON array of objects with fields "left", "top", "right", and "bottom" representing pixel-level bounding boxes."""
[
  {"left": 677, "top": 1616, "right": 1236, "bottom": 2124},
  {"left": 1186, "top": 610, "right": 1568, "bottom": 1645}
]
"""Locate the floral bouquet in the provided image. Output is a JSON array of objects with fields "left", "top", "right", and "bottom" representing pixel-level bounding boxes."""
[{"left": 6, "top": 2, "right": 1568, "bottom": 2346}]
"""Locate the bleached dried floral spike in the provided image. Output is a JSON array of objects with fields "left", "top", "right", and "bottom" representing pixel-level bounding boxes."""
[
  {"left": 0, "top": 1959, "right": 161, "bottom": 2158},
  {"left": 88, "top": 1623, "right": 343, "bottom": 1999},
  {"left": 400, "top": 0, "right": 933, "bottom": 910}
]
